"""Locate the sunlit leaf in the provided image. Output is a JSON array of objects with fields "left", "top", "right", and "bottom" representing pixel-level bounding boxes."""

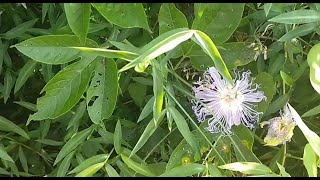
[{"left": 303, "top": 143, "right": 318, "bottom": 177}]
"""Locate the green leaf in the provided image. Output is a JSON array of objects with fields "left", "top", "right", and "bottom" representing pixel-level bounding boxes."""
[
  {"left": 57, "top": 151, "right": 75, "bottom": 177},
  {"left": 29, "top": 58, "right": 96, "bottom": 121},
  {"left": 3, "top": 18, "right": 38, "bottom": 39},
  {"left": 152, "top": 61, "right": 164, "bottom": 124},
  {"left": 129, "top": 111, "right": 165, "bottom": 157},
  {"left": 0, "top": 116, "right": 29, "bottom": 139},
  {"left": 219, "top": 42, "right": 257, "bottom": 69},
  {"left": 280, "top": 70, "right": 293, "bottom": 86},
  {"left": 307, "top": 43, "right": 320, "bottom": 94},
  {"left": 158, "top": 3, "right": 188, "bottom": 57},
  {"left": 92, "top": 3, "right": 151, "bottom": 33},
  {"left": 208, "top": 163, "right": 223, "bottom": 177},
  {"left": 3, "top": 70, "right": 15, "bottom": 103},
  {"left": 14, "top": 101, "right": 37, "bottom": 112},
  {"left": 116, "top": 160, "right": 135, "bottom": 177},
  {"left": 269, "top": 10, "right": 320, "bottom": 24},
  {"left": 137, "top": 97, "right": 154, "bottom": 123},
  {"left": 255, "top": 72, "right": 276, "bottom": 116},
  {"left": 69, "top": 154, "right": 110, "bottom": 174},
  {"left": 119, "top": 28, "right": 193, "bottom": 73},
  {"left": 114, "top": 120, "right": 122, "bottom": 154},
  {"left": 64, "top": 3, "right": 91, "bottom": 45},
  {"left": 218, "top": 162, "right": 273, "bottom": 175},
  {"left": 0, "top": 167, "right": 10, "bottom": 176},
  {"left": 42, "top": 3, "right": 50, "bottom": 23},
  {"left": 120, "top": 154, "right": 155, "bottom": 177},
  {"left": 303, "top": 143, "right": 318, "bottom": 177},
  {"left": 75, "top": 162, "right": 105, "bottom": 177},
  {"left": 54, "top": 126, "right": 93, "bottom": 165},
  {"left": 192, "top": 3, "right": 245, "bottom": 45},
  {"left": 18, "top": 146, "right": 28, "bottom": 173},
  {"left": 159, "top": 3, "right": 188, "bottom": 35},
  {"left": 276, "top": 162, "right": 290, "bottom": 177},
  {"left": 278, "top": 23, "right": 319, "bottom": 42},
  {"left": 302, "top": 104, "right": 320, "bottom": 117},
  {"left": 192, "top": 30, "right": 232, "bottom": 84},
  {"left": 0, "top": 143, "right": 14, "bottom": 164},
  {"left": 232, "top": 125, "right": 254, "bottom": 151},
  {"left": 14, "top": 60, "right": 37, "bottom": 93},
  {"left": 159, "top": 163, "right": 205, "bottom": 177},
  {"left": 264, "top": 93, "right": 290, "bottom": 116},
  {"left": 14, "top": 35, "right": 97, "bottom": 64},
  {"left": 168, "top": 107, "right": 200, "bottom": 160},
  {"left": 288, "top": 104, "right": 320, "bottom": 158},
  {"left": 264, "top": 3, "right": 272, "bottom": 17},
  {"left": 87, "top": 58, "right": 118, "bottom": 124},
  {"left": 0, "top": 147, "right": 14, "bottom": 163},
  {"left": 128, "top": 82, "right": 147, "bottom": 108},
  {"left": 36, "top": 139, "right": 64, "bottom": 146},
  {"left": 67, "top": 101, "right": 86, "bottom": 130},
  {"left": 105, "top": 164, "right": 120, "bottom": 177}
]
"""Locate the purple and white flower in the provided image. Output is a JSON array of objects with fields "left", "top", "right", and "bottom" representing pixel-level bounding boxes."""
[{"left": 191, "top": 67, "right": 266, "bottom": 134}]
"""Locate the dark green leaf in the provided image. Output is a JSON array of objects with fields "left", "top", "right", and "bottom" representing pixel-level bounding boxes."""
[
  {"left": 64, "top": 3, "right": 91, "bottom": 44},
  {"left": 269, "top": 10, "right": 320, "bottom": 24},
  {"left": 87, "top": 58, "right": 118, "bottom": 124},
  {"left": 14, "top": 60, "right": 37, "bottom": 93},
  {"left": 159, "top": 163, "right": 205, "bottom": 177},
  {"left": 114, "top": 120, "right": 122, "bottom": 154},
  {"left": 54, "top": 126, "right": 93, "bottom": 165},
  {"left": 192, "top": 3, "right": 245, "bottom": 45},
  {"left": 92, "top": 3, "right": 151, "bottom": 33},
  {"left": 0, "top": 116, "right": 29, "bottom": 139}
]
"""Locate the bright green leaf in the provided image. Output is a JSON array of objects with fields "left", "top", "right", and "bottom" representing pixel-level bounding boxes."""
[
  {"left": 288, "top": 104, "right": 320, "bottom": 158},
  {"left": 75, "top": 162, "right": 105, "bottom": 177},
  {"left": 69, "top": 154, "right": 110, "bottom": 174},
  {"left": 303, "top": 143, "right": 317, "bottom": 177},
  {"left": 218, "top": 162, "right": 273, "bottom": 175},
  {"left": 307, "top": 43, "right": 320, "bottom": 94}
]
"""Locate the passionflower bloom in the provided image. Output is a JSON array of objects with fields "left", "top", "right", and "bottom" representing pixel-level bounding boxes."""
[
  {"left": 191, "top": 67, "right": 266, "bottom": 134},
  {"left": 261, "top": 104, "right": 296, "bottom": 146}
]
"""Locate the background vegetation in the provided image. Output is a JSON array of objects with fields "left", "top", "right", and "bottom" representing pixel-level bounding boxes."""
[{"left": 0, "top": 3, "right": 319, "bottom": 177}]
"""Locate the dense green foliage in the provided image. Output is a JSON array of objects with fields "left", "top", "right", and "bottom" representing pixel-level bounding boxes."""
[{"left": 0, "top": 3, "right": 319, "bottom": 177}]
